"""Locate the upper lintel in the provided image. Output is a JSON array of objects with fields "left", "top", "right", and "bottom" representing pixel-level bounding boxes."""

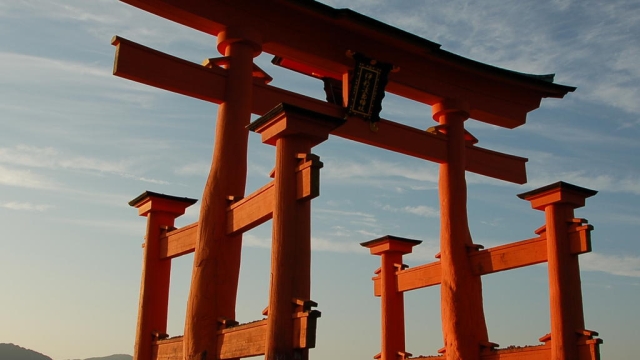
[{"left": 118, "top": 0, "right": 575, "bottom": 128}]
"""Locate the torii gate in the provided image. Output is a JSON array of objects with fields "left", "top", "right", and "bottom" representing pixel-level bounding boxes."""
[{"left": 113, "top": 1, "right": 599, "bottom": 360}]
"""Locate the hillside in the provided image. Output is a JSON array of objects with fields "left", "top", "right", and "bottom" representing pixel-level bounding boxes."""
[
  {"left": 83, "top": 355, "right": 132, "bottom": 360},
  {"left": 0, "top": 343, "right": 52, "bottom": 360},
  {"left": 0, "top": 343, "right": 132, "bottom": 360}
]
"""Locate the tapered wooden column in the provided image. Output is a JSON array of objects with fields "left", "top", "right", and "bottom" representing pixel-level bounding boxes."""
[
  {"left": 249, "top": 103, "right": 344, "bottom": 360},
  {"left": 183, "top": 27, "right": 262, "bottom": 360},
  {"left": 433, "top": 100, "right": 489, "bottom": 360},
  {"left": 129, "top": 191, "right": 197, "bottom": 360},
  {"left": 519, "top": 182, "right": 597, "bottom": 360},
  {"left": 361, "top": 236, "right": 422, "bottom": 360}
]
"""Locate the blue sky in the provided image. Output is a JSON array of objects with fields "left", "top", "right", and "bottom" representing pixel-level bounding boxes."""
[{"left": 1, "top": 0, "right": 639, "bottom": 359}]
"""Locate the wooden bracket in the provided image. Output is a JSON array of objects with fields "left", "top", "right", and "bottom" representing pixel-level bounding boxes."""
[
  {"left": 293, "top": 298, "right": 318, "bottom": 313},
  {"left": 217, "top": 318, "right": 239, "bottom": 330},
  {"left": 295, "top": 153, "right": 323, "bottom": 201},
  {"left": 394, "top": 263, "right": 409, "bottom": 273},
  {"left": 480, "top": 341, "right": 500, "bottom": 353},
  {"left": 539, "top": 333, "right": 552, "bottom": 344},
  {"left": 466, "top": 243, "right": 485, "bottom": 252},
  {"left": 151, "top": 331, "right": 169, "bottom": 340}
]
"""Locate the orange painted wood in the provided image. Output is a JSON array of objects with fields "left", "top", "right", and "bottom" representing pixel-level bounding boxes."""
[
  {"left": 150, "top": 313, "right": 319, "bottom": 360},
  {"left": 434, "top": 101, "right": 488, "bottom": 359},
  {"left": 117, "top": 0, "right": 573, "bottom": 128},
  {"left": 217, "top": 320, "right": 267, "bottom": 359},
  {"left": 157, "top": 166, "right": 321, "bottom": 259},
  {"left": 392, "top": 261, "right": 442, "bottom": 295},
  {"left": 248, "top": 105, "right": 338, "bottom": 360},
  {"left": 480, "top": 345, "right": 550, "bottom": 360},
  {"left": 362, "top": 236, "right": 421, "bottom": 360},
  {"left": 112, "top": 37, "right": 227, "bottom": 104},
  {"left": 295, "top": 155, "right": 322, "bottom": 201},
  {"left": 159, "top": 222, "right": 197, "bottom": 259},
  {"left": 472, "top": 236, "right": 548, "bottom": 275},
  {"left": 545, "top": 205, "right": 581, "bottom": 360},
  {"left": 266, "top": 137, "right": 311, "bottom": 360},
  {"left": 153, "top": 337, "right": 183, "bottom": 360},
  {"left": 182, "top": 34, "right": 257, "bottom": 360},
  {"left": 111, "top": 37, "right": 528, "bottom": 184},
  {"left": 519, "top": 183, "right": 597, "bottom": 360},
  {"left": 374, "top": 227, "right": 592, "bottom": 295},
  {"left": 226, "top": 181, "right": 275, "bottom": 236},
  {"left": 129, "top": 192, "right": 196, "bottom": 360}
]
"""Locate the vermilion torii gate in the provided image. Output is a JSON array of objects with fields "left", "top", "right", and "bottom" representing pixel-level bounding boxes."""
[{"left": 113, "top": 1, "right": 600, "bottom": 360}]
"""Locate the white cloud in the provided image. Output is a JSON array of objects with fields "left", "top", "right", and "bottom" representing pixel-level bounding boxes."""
[
  {"left": 0, "top": 145, "right": 168, "bottom": 185},
  {"left": 312, "top": 236, "right": 363, "bottom": 253},
  {"left": 1, "top": 202, "right": 53, "bottom": 212},
  {"left": 377, "top": 202, "right": 439, "bottom": 218},
  {"left": 581, "top": 252, "right": 640, "bottom": 278},
  {"left": 244, "top": 233, "right": 272, "bottom": 249},
  {"left": 241, "top": 233, "right": 365, "bottom": 254},
  {"left": 525, "top": 170, "right": 640, "bottom": 196},
  {"left": 321, "top": 157, "right": 439, "bottom": 192},
  {"left": 55, "top": 218, "right": 142, "bottom": 235},
  {"left": 0, "top": 0, "right": 118, "bottom": 24},
  {"left": 174, "top": 161, "right": 211, "bottom": 176},
  {"left": 0, "top": 165, "right": 57, "bottom": 190},
  {"left": 315, "top": 208, "right": 377, "bottom": 220},
  {"left": 0, "top": 52, "right": 110, "bottom": 82}
]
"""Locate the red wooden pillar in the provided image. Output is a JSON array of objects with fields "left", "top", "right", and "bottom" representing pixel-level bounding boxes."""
[
  {"left": 518, "top": 182, "right": 597, "bottom": 360},
  {"left": 129, "top": 191, "right": 197, "bottom": 360},
  {"left": 183, "top": 26, "right": 262, "bottom": 360},
  {"left": 249, "top": 103, "right": 344, "bottom": 360},
  {"left": 361, "top": 236, "right": 422, "bottom": 360},
  {"left": 433, "top": 100, "right": 489, "bottom": 360}
]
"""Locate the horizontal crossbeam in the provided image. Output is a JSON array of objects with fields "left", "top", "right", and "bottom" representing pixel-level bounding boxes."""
[
  {"left": 158, "top": 156, "right": 321, "bottom": 259},
  {"left": 112, "top": 37, "right": 527, "bottom": 184},
  {"left": 151, "top": 311, "right": 320, "bottom": 360},
  {"left": 373, "top": 224, "right": 593, "bottom": 295},
  {"left": 117, "top": 0, "right": 574, "bottom": 128}
]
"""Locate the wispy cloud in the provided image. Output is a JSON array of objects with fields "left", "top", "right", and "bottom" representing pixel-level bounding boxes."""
[
  {"left": 241, "top": 233, "right": 366, "bottom": 254},
  {"left": 0, "top": 145, "right": 168, "bottom": 185},
  {"left": 0, "top": 165, "right": 57, "bottom": 190},
  {"left": 322, "top": 157, "right": 439, "bottom": 192},
  {"left": 315, "top": 208, "right": 380, "bottom": 229},
  {"left": 329, "top": 0, "right": 640, "bottom": 125},
  {"left": 581, "top": 252, "right": 640, "bottom": 278},
  {"left": 0, "top": 0, "right": 118, "bottom": 24},
  {"left": 525, "top": 169, "right": 640, "bottom": 196},
  {"left": 55, "top": 217, "right": 143, "bottom": 235},
  {"left": 376, "top": 202, "right": 439, "bottom": 218},
  {"left": 1, "top": 202, "right": 53, "bottom": 212}
]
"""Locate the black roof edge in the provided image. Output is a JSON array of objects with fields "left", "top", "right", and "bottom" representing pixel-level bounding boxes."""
[
  {"left": 360, "top": 235, "right": 423, "bottom": 248},
  {"left": 284, "top": 0, "right": 575, "bottom": 95},
  {"left": 129, "top": 191, "right": 198, "bottom": 207},
  {"left": 517, "top": 181, "right": 598, "bottom": 200}
]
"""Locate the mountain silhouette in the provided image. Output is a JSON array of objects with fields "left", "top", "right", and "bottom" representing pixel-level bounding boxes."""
[
  {"left": 0, "top": 343, "right": 52, "bottom": 360},
  {"left": 0, "top": 343, "right": 132, "bottom": 360},
  {"left": 82, "top": 356, "right": 132, "bottom": 360}
]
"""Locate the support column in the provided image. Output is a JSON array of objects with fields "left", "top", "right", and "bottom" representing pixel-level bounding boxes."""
[
  {"left": 361, "top": 236, "right": 422, "bottom": 360},
  {"left": 249, "top": 103, "right": 344, "bottom": 360},
  {"left": 183, "top": 27, "right": 262, "bottom": 360},
  {"left": 129, "top": 191, "right": 197, "bottom": 360},
  {"left": 518, "top": 182, "right": 597, "bottom": 360},
  {"left": 433, "top": 100, "right": 488, "bottom": 360}
]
